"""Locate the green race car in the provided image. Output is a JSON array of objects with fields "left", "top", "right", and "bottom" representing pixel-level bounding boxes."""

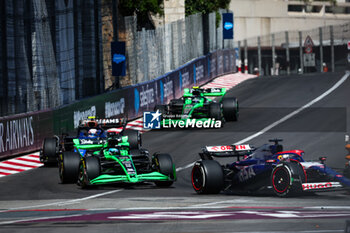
[
  {"left": 155, "top": 87, "right": 238, "bottom": 128},
  {"left": 59, "top": 131, "right": 176, "bottom": 188}
]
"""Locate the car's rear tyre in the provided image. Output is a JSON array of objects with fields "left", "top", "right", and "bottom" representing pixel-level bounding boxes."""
[
  {"left": 271, "top": 161, "right": 305, "bottom": 197},
  {"left": 59, "top": 152, "right": 81, "bottom": 183},
  {"left": 42, "top": 137, "right": 58, "bottom": 166},
  {"left": 209, "top": 103, "right": 221, "bottom": 120},
  {"left": 191, "top": 160, "right": 224, "bottom": 194},
  {"left": 154, "top": 154, "right": 175, "bottom": 187},
  {"left": 79, "top": 156, "right": 101, "bottom": 189},
  {"left": 122, "top": 130, "right": 141, "bottom": 149},
  {"left": 222, "top": 97, "right": 239, "bottom": 121}
]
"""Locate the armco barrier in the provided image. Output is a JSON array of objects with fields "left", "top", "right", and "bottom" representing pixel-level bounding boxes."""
[{"left": 0, "top": 49, "right": 235, "bottom": 160}]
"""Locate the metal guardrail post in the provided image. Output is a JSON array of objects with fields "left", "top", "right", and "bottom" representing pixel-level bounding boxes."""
[
  {"left": 238, "top": 40, "right": 241, "bottom": 71},
  {"left": 299, "top": 31, "right": 303, "bottom": 74},
  {"left": 244, "top": 39, "right": 248, "bottom": 73},
  {"left": 258, "top": 36, "right": 261, "bottom": 76},
  {"left": 346, "top": 135, "right": 350, "bottom": 164},
  {"left": 272, "top": 34, "right": 276, "bottom": 76},
  {"left": 330, "top": 25, "right": 335, "bottom": 72},
  {"left": 285, "top": 31, "right": 290, "bottom": 75},
  {"left": 319, "top": 27, "right": 323, "bottom": 73}
]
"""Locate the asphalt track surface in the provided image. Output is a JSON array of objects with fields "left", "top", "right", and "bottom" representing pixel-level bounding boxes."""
[{"left": 0, "top": 71, "right": 350, "bottom": 233}]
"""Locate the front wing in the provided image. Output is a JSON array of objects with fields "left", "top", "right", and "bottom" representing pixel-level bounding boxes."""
[
  {"left": 301, "top": 165, "right": 350, "bottom": 192},
  {"left": 89, "top": 171, "right": 173, "bottom": 185}
]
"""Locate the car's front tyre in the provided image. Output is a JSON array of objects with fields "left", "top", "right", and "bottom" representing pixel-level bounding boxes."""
[
  {"left": 271, "top": 161, "right": 305, "bottom": 197},
  {"left": 78, "top": 156, "right": 100, "bottom": 189},
  {"left": 154, "top": 153, "right": 175, "bottom": 187},
  {"left": 59, "top": 151, "right": 80, "bottom": 183}
]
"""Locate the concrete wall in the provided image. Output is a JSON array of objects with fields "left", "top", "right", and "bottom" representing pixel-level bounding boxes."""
[
  {"left": 164, "top": 0, "right": 185, "bottom": 24},
  {"left": 230, "top": 0, "right": 350, "bottom": 41}
]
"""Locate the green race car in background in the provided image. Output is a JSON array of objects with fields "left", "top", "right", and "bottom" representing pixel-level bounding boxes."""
[
  {"left": 59, "top": 131, "right": 176, "bottom": 188},
  {"left": 155, "top": 87, "right": 238, "bottom": 127}
]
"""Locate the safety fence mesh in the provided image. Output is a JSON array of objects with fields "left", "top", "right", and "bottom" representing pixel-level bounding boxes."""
[
  {"left": 0, "top": 0, "right": 103, "bottom": 117},
  {"left": 237, "top": 22, "right": 350, "bottom": 75},
  {"left": 0, "top": 0, "right": 233, "bottom": 117}
]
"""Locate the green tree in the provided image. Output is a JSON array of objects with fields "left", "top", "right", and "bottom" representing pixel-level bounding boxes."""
[
  {"left": 185, "top": 0, "right": 230, "bottom": 16},
  {"left": 119, "top": 0, "right": 164, "bottom": 30},
  {"left": 185, "top": 0, "right": 231, "bottom": 27}
]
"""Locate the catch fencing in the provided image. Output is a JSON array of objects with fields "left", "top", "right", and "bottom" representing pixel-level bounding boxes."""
[
  {"left": 0, "top": 0, "right": 104, "bottom": 117},
  {"left": 0, "top": 0, "right": 233, "bottom": 118},
  {"left": 124, "top": 9, "right": 234, "bottom": 85},
  {"left": 237, "top": 22, "right": 350, "bottom": 76}
]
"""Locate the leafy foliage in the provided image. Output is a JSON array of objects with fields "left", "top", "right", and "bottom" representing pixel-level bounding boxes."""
[
  {"left": 119, "top": 0, "right": 164, "bottom": 30},
  {"left": 185, "top": 0, "right": 231, "bottom": 16}
]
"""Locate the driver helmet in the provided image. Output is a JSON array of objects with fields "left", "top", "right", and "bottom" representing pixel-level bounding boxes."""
[
  {"left": 108, "top": 148, "right": 119, "bottom": 155},
  {"left": 88, "top": 128, "right": 100, "bottom": 138}
]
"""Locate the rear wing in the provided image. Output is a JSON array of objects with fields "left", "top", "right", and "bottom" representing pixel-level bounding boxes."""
[
  {"left": 199, "top": 144, "right": 253, "bottom": 160},
  {"left": 79, "top": 118, "right": 126, "bottom": 130},
  {"left": 97, "top": 118, "right": 127, "bottom": 129},
  {"left": 183, "top": 87, "right": 226, "bottom": 98}
]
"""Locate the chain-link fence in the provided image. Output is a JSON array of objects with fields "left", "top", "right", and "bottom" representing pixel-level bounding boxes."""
[
  {"left": 0, "top": 0, "right": 104, "bottom": 117},
  {"left": 0, "top": 0, "right": 234, "bottom": 117},
  {"left": 124, "top": 9, "right": 234, "bottom": 85},
  {"left": 237, "top": 22, "right": 350, "bottom": 76}
]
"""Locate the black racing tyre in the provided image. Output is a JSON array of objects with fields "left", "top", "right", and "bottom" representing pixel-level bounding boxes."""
[
  {"left": 59, "top": 151, "right": 81, "bottom": 183},
  {"left": 79, "top": 156, "right": 101, "bottom": 189},
  {"left": 222, "top": 97, "right": 239, "bottom": 121},
  {"left": 191, "top": 160, "right": 224, "bottom": 194},
  {"left": 42, "top": 137, "right": 58, "bottom": 166},
  {"left": 209, "top": 103, "right": 221, "bottom": 120},
  {"left": 271, "top": 161, "right": 305, "bottom": 197},
  {"left": 122, "top": 130, "right": 141, "bottom": 149},
  {"left": 85, "top": 156, "right": 101, "bottom": 180},
  {"left": 154, "top": 153, "right": 175, "bottom": 187}
]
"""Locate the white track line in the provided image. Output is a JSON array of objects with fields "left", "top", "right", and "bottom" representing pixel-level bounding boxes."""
[
  {"left": 1, "top": 189, "right": 123, "bottom": 212},
  {"left": 177, "top": 71, "right": 350, "bottom": 172},
  {"left": 0, "top": 214, "right": 83, "bottom": 225},
  {"left": 176, "top": 162, "right": 195, "bottom": 172},
  {"left": 235, "top": 71, "right": 349, "bottom": 144}
]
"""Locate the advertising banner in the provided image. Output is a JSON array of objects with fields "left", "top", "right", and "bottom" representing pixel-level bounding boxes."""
[
  {"left": 111, "top": 41, "right": 126, "bottom": 76},
  {"left": 0, "top": 110, "right": 53, "bottom": 160},
  {"left": 222, "top": 13, "right": 234, "bottom": 40},
  {"left": 178, "top": 64, "right": 194, "bottom": 97}
]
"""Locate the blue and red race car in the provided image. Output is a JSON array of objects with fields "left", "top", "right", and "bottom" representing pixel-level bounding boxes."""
[{"left": 191, "top": 139, "right": 350, "bottom": 197}]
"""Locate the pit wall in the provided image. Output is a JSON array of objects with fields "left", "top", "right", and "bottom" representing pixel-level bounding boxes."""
[{"left": 0, "top": 49, "right": 235, "bottom": 160}]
